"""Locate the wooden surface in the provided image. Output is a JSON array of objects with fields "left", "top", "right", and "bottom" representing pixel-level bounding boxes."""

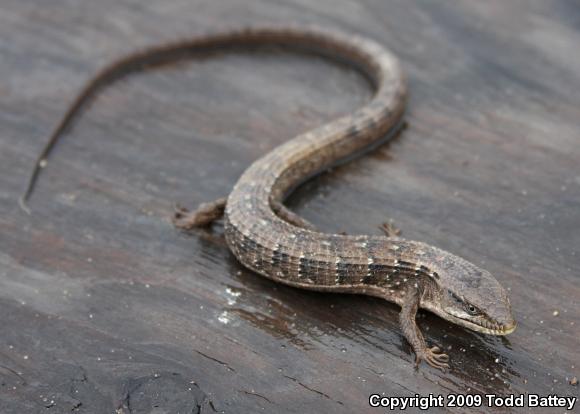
[{"left": 1, "top": 0, "right": 579, "bottom": 413}]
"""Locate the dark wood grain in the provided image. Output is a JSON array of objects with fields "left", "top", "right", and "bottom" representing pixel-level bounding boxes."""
[{"left": 1, "top": 0, "right": 579, "bottom": 413}]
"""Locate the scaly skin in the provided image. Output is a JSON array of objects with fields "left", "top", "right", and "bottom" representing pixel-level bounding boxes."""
[{"left": 20, "top": 26, "right": 516, "bottom": 370}]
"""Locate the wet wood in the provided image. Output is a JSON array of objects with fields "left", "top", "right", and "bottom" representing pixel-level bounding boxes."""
[{"left": 1, "top": 0, "right": 579, "bottom": 412}]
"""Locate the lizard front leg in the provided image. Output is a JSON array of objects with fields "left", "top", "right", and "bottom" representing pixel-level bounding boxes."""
[
  {"left": 399, "top": 286, "right": 450, "bottom": 371},
  {"left": 173, "top": 197, "right": 227, "bottom": 229}
]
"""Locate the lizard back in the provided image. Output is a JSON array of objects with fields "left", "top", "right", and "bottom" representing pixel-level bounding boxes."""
[{"left": 223, "top": 26, "right": 416, "bottom": 302}]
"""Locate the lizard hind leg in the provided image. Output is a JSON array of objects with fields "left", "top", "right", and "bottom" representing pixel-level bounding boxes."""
[
  {"left": 271, "top": 201, "right": 318, "bottom": 231},
  {"left": 272, "top": 201, "right": 349, "bottom": 234},
  {"left": 172, "top": 197, "right": 227, "bottom": 230},
  {"left": 379, "top": 220, "right": 401, "bottom": 237}
]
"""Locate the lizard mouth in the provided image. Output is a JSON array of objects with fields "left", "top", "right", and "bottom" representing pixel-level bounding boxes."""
[
  {"left": 467, "top": 319, "right": 516, "bottom": 335},
  {"left": 426, "top": 305, "right": 517, "bottom": 335},
  {"left": 448, "top": 313, "right": 517, "bottom": 335}
]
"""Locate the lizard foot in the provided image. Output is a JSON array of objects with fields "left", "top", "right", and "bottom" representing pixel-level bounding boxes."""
[
  {"left": 414, "top": 346, "right": 450, "bottom": 371},
  {"left": 379, "top": 220, "right": 401, "bottom": 237},
  {"left": 172, "top": 197, "right": 226, "bottom": 230}
]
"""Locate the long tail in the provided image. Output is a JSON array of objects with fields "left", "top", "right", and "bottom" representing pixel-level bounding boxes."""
[{"left": 18, "top": 25, "right": 399, "bottom": 213}]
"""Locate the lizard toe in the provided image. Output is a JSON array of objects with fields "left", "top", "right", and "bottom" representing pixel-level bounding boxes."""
[{"left": 415, "top": 346, "right": 450, "bottom": 371}]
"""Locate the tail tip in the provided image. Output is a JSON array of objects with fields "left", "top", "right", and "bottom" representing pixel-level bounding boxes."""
[{"left": 18, "top": 197, "right": 32, "bottom": 215}]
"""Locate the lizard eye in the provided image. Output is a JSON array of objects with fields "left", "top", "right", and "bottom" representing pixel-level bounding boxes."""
[{"left": 465, "top": 304, "right": 479, "bottom": 316}]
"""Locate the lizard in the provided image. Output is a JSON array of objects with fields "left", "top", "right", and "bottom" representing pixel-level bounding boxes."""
[{"left": 19, "top": 25, "right": 516, "bottom": 370}]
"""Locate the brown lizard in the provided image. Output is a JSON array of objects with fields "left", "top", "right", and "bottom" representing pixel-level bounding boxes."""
[{"left": 19, "top": 25, "right": 516, "bottom": 370}]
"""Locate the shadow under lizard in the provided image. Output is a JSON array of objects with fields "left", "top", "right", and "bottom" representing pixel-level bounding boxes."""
[{"left": 19, "top": 25, "right": 516, "bottom": 371}]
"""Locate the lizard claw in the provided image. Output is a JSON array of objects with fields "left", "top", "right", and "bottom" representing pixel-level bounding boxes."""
[
  {"left": 173, "top": 203, "right": 190, "bottom": 217},
  {"left": 379, "top": 221, "right": 401, "bottom": 237},
  {"left": 414, "top": 346, "right": 450, "bottom": 371},
  {"left": 172, "top": 198, "right": 226, "bottom": 229},
  {"left": 172, "top": 204, "right": 196, "bottom": 230}
]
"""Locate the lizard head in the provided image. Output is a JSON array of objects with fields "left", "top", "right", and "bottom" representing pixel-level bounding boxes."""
[{"left": 423, "top": 252, "right": 516, "bottom": 336}]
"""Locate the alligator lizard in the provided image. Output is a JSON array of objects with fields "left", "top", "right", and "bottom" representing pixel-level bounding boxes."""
[{"left": 19, "top": 26, "right": 516, "bottom": 370}]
